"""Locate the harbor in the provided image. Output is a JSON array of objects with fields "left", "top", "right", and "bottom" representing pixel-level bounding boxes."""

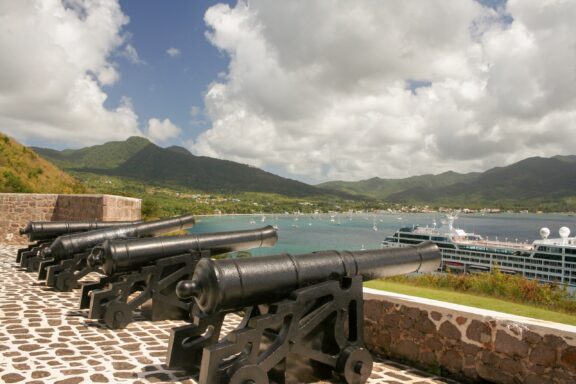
[{"left": 191, "top": 212, "right": 576, "bottom": 255}]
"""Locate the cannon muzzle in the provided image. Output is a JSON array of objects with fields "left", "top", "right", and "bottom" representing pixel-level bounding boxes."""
[
  {"left": 87, "top": 225, "right": 278, "bottom": 275},
  {"left": 177, "top": 241, "right": 440, "bottom": 314},
  {"left": 19, "top": 222, "right": 32, "bottom": 236}
]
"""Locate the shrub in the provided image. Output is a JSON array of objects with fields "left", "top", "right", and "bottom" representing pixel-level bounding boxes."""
[
  {"left": 2, "top": 171, "right": 31, "bottom": 192},
  {"left": 142, "top": 199, "right": 161, "bottom": 219},
  {"left": 387, "top": 270, "right": 576, "bottom": 315}
]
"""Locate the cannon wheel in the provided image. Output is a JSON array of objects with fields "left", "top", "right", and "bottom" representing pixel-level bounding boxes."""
[
  {"left": 228, "top": 365, "right": 269, "bottom": 384},
  {"left": 336, "top": 346, "right": 373, "bottom": 384},
  {"left": 103, "top": 301, "right": 133, "bottom": 330}
]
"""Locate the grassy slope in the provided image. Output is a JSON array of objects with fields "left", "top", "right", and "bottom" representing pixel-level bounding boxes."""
[
  {"left": 0, "top": 133, "right": 87, "bottom": 193},
  {"left": 365, "top": 280, "right": 576, "bottom": 326}
]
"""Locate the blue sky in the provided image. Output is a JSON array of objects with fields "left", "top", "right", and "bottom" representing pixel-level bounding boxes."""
[
  {"left": 104, "top": 0, "right": 234, "bottom": 140},
  {"left": 1, "top": 0, "right": 575, "bottom": 183}
]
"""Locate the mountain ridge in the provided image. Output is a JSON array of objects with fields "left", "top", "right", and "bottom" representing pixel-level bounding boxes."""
[
  {"left": 28, "top": 136, "right": 576, "bottom": 210},
  {"left": 31, "top": 136, "right": 150, "bottom": 170},
  {"left": 32, "top": 137, "right": 350, "bottom": 198},
  {"left": 321, "top": 155, "right": 576, "bottom": 209},
  {"left": 319, "top": 170, "right": 480, "bottom": 200}
]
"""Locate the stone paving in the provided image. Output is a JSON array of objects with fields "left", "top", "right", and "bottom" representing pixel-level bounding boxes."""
[{"left": 0, "top": 244, "right": 460, "bottom": 384}]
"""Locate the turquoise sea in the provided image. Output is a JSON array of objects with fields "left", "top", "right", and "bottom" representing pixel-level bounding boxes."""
[{"left": 189, "top": 213, "right": 576, "bottom": 256}]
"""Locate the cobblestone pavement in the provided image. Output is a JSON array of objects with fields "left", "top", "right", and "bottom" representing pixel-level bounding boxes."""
[{"left": 0, "top": 244, "right": 459, "bottom": 383}]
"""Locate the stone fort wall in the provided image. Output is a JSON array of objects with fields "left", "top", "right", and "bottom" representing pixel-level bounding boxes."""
[
  {"left": 0, "top": 193, "right": 141, "bottom": 244},
  {"left": 363, "top": 288, "right": 576, "bottom": 384}
]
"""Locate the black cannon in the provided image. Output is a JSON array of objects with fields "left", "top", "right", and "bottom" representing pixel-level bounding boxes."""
[
  {"left": 39, "top": 214, "right": 196, "bottom": 291},
  {"left": 17, "top": 220, "right": 142, "bottom": 271},
  {"left": 167, "top": 241, "right": 440, "bottom": 384},
  {"left": 79, "top": 225, "right": 278, "bottom": 329}
]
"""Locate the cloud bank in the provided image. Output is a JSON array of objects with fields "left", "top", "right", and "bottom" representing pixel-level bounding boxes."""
[
  {"left": 192, "top": 0, "right": 576, "bottom": 181},
  {"left": 0, "top": 0, "right": 142, "bottom": 147}
]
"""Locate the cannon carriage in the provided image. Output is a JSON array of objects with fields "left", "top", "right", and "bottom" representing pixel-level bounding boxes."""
[
  {"left": 167, "top": 241, "right": 441, "bottom": 384},
  {"left": 35, "top": 214, "right": 196, "bottom": 291},
  {"left": 80, "top": 225, "right": 278, "bottom": 329},
  {"left": 16, "top": 220, "right": 142, "bottom": 271}
]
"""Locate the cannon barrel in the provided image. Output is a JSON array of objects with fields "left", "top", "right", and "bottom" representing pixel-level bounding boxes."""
[
  {"left": 176, "top": 241, "right": 440, "bottom": 314},
  {"left": 43, "top": 214, "right": 196, "bottom": 258},
  {"left": 19, "top": 220, "right": 142, "bottom": 241},
  {"left": 88, "top": 225, "right": 278, "bottom": 275}
]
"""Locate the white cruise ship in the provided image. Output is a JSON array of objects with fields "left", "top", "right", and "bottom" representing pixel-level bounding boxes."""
[{"left": 382, "top": 214, "right": 576, "bottom": 288}]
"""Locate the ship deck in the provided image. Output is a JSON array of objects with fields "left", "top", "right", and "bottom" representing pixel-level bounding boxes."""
[{"left": 453, "top": 238, "right": 534, "bottom": 251}]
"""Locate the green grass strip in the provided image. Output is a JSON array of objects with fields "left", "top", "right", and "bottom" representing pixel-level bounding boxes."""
[{"left": 364, "top": 280, "right": 576, "bottom": 326}]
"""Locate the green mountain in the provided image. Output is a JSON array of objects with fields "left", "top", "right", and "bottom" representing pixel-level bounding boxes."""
[
  {"left": 33, "top": 137, "right": 339, "bottom": 198},
  {"left": 0, "top": 133, "right": 86, "bottom": 193},
  {"left": 320, "top": 155, "right": 576, "bottom": 210},
  {"left": 32, "top": 136, "right": 150, "bottom": 170},
  {"left": 387, "top": 156, "right": 576, "bottom": 207},
  {"left": 319, "top": 171, "right": 480, "bottom": 200},
  {"left": 30, "top": 135, "right": 576, "bottom": 210}
]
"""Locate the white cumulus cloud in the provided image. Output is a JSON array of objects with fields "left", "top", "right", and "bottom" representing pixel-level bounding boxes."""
[
  {"left": 167, "top": 47, "right": 181, "bottom": 58},
  {"left": 192, "top": 0, "right": 576, "bottom": 181},
  {"left": 0, "top": 0, "right": 143, "bottom": 147},
  {"left": 146, "top": 118, "right": 181, "bottom": 142}
]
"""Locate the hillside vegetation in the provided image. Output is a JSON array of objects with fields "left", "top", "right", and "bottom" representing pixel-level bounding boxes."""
[
  {"left": 33, "top": 137, "right": 350, "bottom": 198},
  {"left": 321, "top": 156, "right": 576, "bottom": 211},
  {"left": 70, "top": 173, "right": 382, "bottom": 219},
  {"left": 15, "top": 133, "right": 576, "bottom": 212},
  {"left": 319, "top": 171, "right": 480, "bottom": 199},
  {"left": 385, "top": 156, "right": 576, "bottom": 211},
  {"left": 32, "top": 136, "right": 151, "bottom": 170},
  {"left": 23, "top": 136, "right": 380, "bottom": 218},
  {"left": 0, "top": 133, "right": 86, "bottom": 193}
]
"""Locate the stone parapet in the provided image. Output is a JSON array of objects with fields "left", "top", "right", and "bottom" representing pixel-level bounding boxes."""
[
  {"left": 0, "top": 193, "right": 141, "bottom": 244},
  {"left": 363, "top": 288, "right": 576, "bottom": 384}
]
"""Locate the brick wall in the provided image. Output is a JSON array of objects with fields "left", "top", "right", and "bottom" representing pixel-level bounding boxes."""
[
  {"left": 0, "top": 194, "right": 141, "bottom": 244},
  {"left": 363, "top": 288, "right": 576, "bottom": 384}
]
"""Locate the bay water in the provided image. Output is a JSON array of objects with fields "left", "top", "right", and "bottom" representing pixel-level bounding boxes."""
[{"left": 190, "top": 213, "right": 576, "bottom": 256}]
